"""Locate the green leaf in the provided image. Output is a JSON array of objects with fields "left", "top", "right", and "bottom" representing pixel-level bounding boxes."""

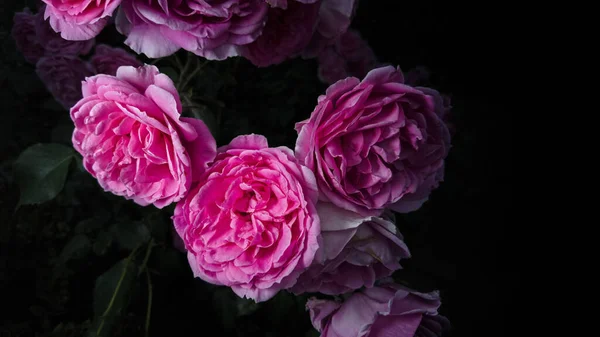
[
  {"left": 74, "top": 215, "right": 109, "bottom": 235},
  {"left": 212, "top": 287, "right": 237, "bottom": 333},
  {"left": 59, "top": 234, "right": 92, "bottom": 263},
  {"left": 89, "top": 258, "right": 138, "bottom": 337},
  {"left": 161, "top": 66, "right": 179, "bottom": 84},
  {"left": 186, "top": 104, "right": 219, "bottom": 140},
  {"left": 13, "top": 143, "right": 75, "bottom": 207},
  {"left": 111, "top": 222, "right": 150, "bottom": 250},
  {"left": 93, "top": 231, "right": 114, "bottom": 256},
  {"left": 145, "top": 212, "right": 168, "bottom": 243},
  {"left": 154, "top": 247, "right": 186, "bottom": 277}
]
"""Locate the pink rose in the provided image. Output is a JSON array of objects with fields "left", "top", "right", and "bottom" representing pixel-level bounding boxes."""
[
  {"left": 42, "top": 0, "right": 122, "bottom": 40},
  {"left": 172, "top": 134, "right": 320, "bottom": 302},
  {"left": 91, "top": 44, "right": 143, "bottom": 76},
  {"left": 241, "top": 0, "right": 321, "bottom": 67},
  {"left": 291, "top": 203, "right": 410, "bottom": 295},
  {"left": 302, "top": 0, "right": 358, "bottom": 58},
  {"left": 307, "top": 283, "right": 450, "bottom": 337},
  {"left": 12, "top": 9, "right": 45, "bottom": 64},
  {"left": 295, "top": 66, "right": 452, "bottom": 215},
  {"left": 116, "top": 0, "right": 269, "bottom": 60},
  {"left": 317, "top": 29, "right": 378, "bottom": 85},
  {"left": 70, "top": 65, "right": 217, "bottom": 208},
  {"left": 36, "top": 55, "right": 94, "bottom": 109}
]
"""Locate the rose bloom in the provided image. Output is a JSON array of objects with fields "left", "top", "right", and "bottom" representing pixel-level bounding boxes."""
[
  {"left": 301, "top": 0, "right": 358, "bottom": 58},
  {"left": 116, "top": 0, "right": 269, "bottom": 60},
  {"left": 42, "top": 0, "right": 122, "bottom": 40},
  {"left": 295, "top": 66, "right": 452, "bottom": 215},
  {"left": 240, "top": 0, "right": 321, "bottom": 67},
  {"left": 35, "top": 8, "right": 95, "bottom": 56},
  {"left": 317, "top": 29, "right": 378, "bottom": 85},
  {"left": 291, "top": 202, "right": 410, "bottom": 295},
  {"left": 307, "top": 282, "right": 450, "bottom": 337},
  {"left": 172, "top": 134, "right": 320, "bottom": 302},
  {"left": 70, "top": 65, "right": 217, "bottom": 208},
  {"left": 36, "top": 55, "right": 94, "bottom": 109},
  {"left": 12, "top": 9, "right": 45, "bottom": 64},
  {"left": 91, "top": 44, "right": 143, "bottom": 76}
]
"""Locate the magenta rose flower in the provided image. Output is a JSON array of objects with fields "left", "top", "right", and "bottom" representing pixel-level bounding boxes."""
[
  {"left": 116, "top": 0, "right": 269, "bottom": 60},
  {"left": 307, "top": 283, "right": 450, "bottom": 337},
  {"left": 42, "top": 0, "right": 122, "bottom": 40},
  {"left": 301, "top": 0, "right": 358, "bottom": 58},
  {"left": 291, "top": 203, "right": 410, "bottom": 295},
  {"left": 172, "top": 134, "right": 320, "bottom": 302},
  {"left": 36, "top": 55, "right": 94, "bottom": 109},
  {"left": 70, "top": 65, "right": 217, "bottom": 208},
  {"left": 295, "top": 66, "right": 452, "bottom": 215},
  {"left": 12, "top": 9, "right": 45, "bottom": 64},
  {"left": 90, "top": 44, "right": 143, "bottom": 76},
  {"left": 317, "top": 29, "right": 378, "bottom": 85},
  {"left": 240, "top": 0, "right": 321, "bottom": 67}
]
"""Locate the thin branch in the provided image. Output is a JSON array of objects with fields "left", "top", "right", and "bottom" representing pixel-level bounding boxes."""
[{"left": 145, "top": 269, "right": 153, "bottom": 337}]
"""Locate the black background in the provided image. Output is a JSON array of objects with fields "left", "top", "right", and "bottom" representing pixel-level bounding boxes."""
[{"left": 353, "top": 2, "right": 513, "bottom": 336}]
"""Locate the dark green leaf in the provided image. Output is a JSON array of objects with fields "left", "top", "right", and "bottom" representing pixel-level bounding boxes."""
[
  {"left": 111, "top": 222, "right": 150, "bottom": 250},
  {"left": 13, "top": 143, "right": 75, "bottom": 206},
  {"left": 212, "top": 287, "right": 237, "bottom": 333},
  {"left": 93, "top": 231, "right": 114, "bottom": 256},
  {"left": 74, "top": 215, "right": 109, "bottom": 235},
  {"left": 186, "top": 104, "right": 219, "bottom": 140},
  {"left": 237, "top": 297, "right": 260, "bottom": 317},
  {"left": 59, "top": 234, "right": 91, "bottom": 263},
  {"left": 160, "top": 67, "right": 179, "bottom": 84},
  {"left": 154, "top": 247, "right": 186, "bottom": 277},
  {"left": 89, "top": 258, "right": 138, "bottom": 337},
  {"left": 145, "top": 212, "right": 168, "bottom": 243}
]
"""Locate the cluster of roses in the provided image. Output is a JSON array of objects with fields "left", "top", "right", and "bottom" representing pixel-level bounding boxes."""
[
  {"left": 67, "top": 63, "right": 451, "bottom": 336},
  {"left": 13, "top": 1, "right": 454, "bottom": 336},
  {"left": 28, "top": 0, "right": 376, "bottom": 78}
]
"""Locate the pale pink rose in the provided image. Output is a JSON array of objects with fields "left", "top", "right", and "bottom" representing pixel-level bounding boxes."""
[
  {"left": 90, "top": 44, "right": 143, "bottom": 76},
  {"left": 42, "top": 0, "right": 122, "bottom": 40},
  {"left": 291, "top": 203, "right": 410, "bottom": 295},
  {"left": 241, "top": 0, "right": 321, "bottom": 67},
  {"left": 36, "top": 55, "right": 94, "bottom": 109},
  {"left": 317, "top": 29, "right": 377, "bottom": 85},
  {"left": 307, "top": 282, "right": 450, "bottom": 337},
  {"left": 116, "top": 0, "right": 269, "bottom": 60},
  {"left": 302, "top": 0, "right": 359, "bottom": 58},
  {"left": 172, "top": 134, "right": 320, "bottom": 302},
  {"left": 70, "top": 65, "right": 217, "bottom": 208},
  {"left": 12, "top": 9, "right": 45, "bottom": 64},
  {"left": 295, "top": 66, "right": 452, "bottom": 215}
]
